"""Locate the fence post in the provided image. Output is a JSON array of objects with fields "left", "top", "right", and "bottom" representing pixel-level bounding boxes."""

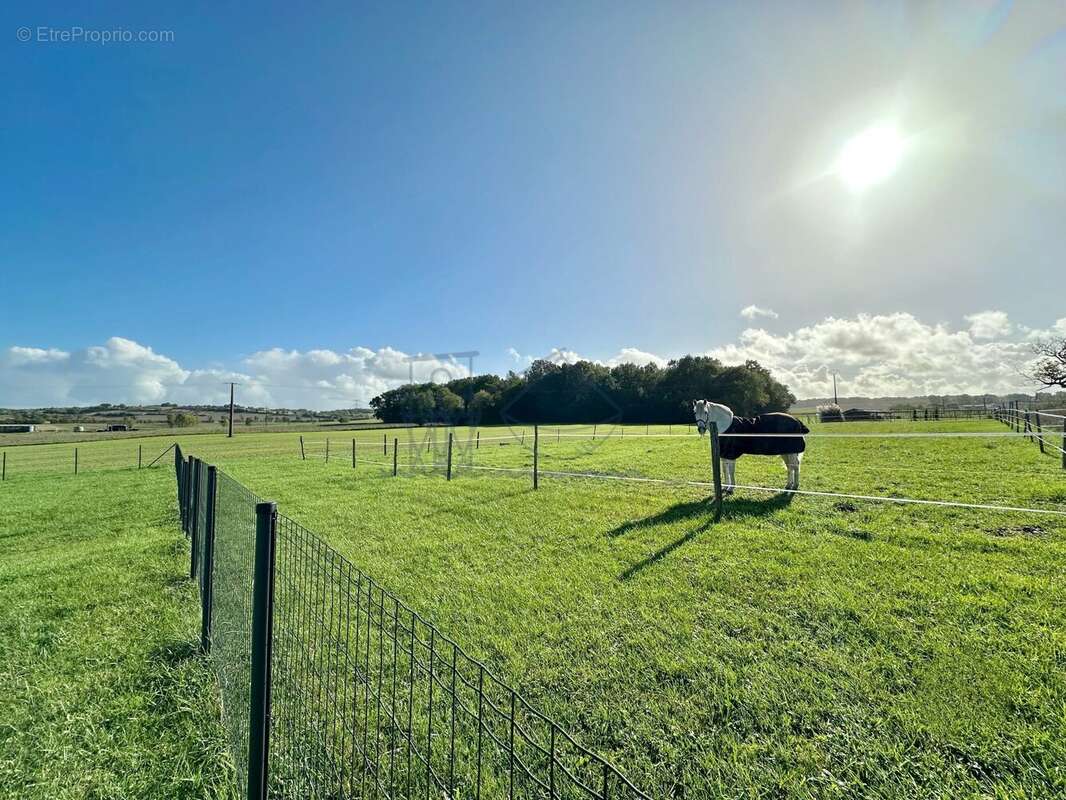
[
  {"left": 247, "top": 501, "right": 277, "bottom": 800},
  {"left": 200, "top": 465, "right": 218, "bottom": 653},
  {"left": 533, "top": 425, "right": 539, "bottom": 490},
  {"left": 299, "top": 436, "right": 306, "bottom": 461},
  {"left": 709, "top": 422, "right": 723, "bottom": 522},
  {"left": 446, "top": 432, "right": 453, "bottom": 481},
  {"left": 384, "top": 432, "right": 388, "bottom": 456},
  {"left": 326, "top": 438, "right": 330, "bottom": 463},
  {"left": 1024, "top": 412, "right": 1033, "bottom": 442},
  {"left": 1034, "top": 413, "right": 1045, "bottom": 454},
  {"left": 476, "top": 431, "right": 480, "bottom": 449},
  {"left": 74, "top": 447, "right": 78, "bottom": 475},
  {"left": 2, "top": 452, "right": 5, "bottom": 481},
  {"left": 138, "top": 445, "right": 142, "bottom": 469},
  {"left": 352, "top": 438, "right": 356, "bottom": 469},
  {"left": 190, "top": 458, "right": 201, "bottom": 580},
  {"left": 393, "top": 438, "right": 398, "bottom": 476}
]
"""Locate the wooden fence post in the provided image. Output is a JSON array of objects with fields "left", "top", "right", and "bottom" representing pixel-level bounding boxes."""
[
  {"left": 393, "top": 438, "right": 398, "bottom": 476},
  {"left": 138, "top": 445, "right": 142, "bottom": 469},
  {"left": 709, "top": 422, "right": 723, "bottom": 522},
  {"left": 1061, "top": 419, "right": 1065, "bottom": 470},
  {"left": 74, "top": 447, "right": 78, "bottom": 475},
  {"left": 1034, "top": 413, "right": 1045, "bottom": 453},
  {"left": 383, "top": 432, "right": 388, "bottom": 456},
  {"left": 446, "top": 432, "right": 453, "bottom": 481},
  {"left": 325, "top": 438, "right": 330, "bottom": 463},
  {"left": 299, "top": 436, "right": 305, "bottom": 460},
  {"left": 352, "top": 438, "right": 356, "bottom": 468},
  {"left": 533, "top": 425, "right": 539, "bottom": 490},
  {"left": 476, "top": 431, "right": 480, "bottom": 449},
  {"left": 2, "top": 452, "right": 5, "bottom": 481}
]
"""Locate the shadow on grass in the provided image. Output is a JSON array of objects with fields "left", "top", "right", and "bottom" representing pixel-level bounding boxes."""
[
  {"left": 615, "top": 492, "right": 795, "bottom": 581},
  {"left": 148, "top": 638, "right": 201, "bottom": 668}
]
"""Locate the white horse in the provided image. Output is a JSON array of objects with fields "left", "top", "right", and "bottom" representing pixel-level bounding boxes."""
[{"left": 692, "top": 400, "right": 807, "bottom": 493}]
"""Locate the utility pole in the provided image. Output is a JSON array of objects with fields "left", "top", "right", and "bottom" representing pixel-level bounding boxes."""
[
  {"left": 228, "top": 383, "right": 235, "bottom": 438},
  {"left": 832, "top": 373, "right": 838, "bottom": 406}
]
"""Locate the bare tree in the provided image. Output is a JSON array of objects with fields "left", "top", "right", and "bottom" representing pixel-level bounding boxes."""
[{"left": 1029, "top": 338, "right": 1066, "bottom": 389}]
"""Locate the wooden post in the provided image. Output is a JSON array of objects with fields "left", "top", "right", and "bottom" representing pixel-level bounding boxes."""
[
  {"left": 383, "top": 432, "right": 388, "bottom": 455},
  {"left": 2, "top": 452, "right": 5, "bottom": 481},
  {"left": 1023, "top": 412, "right": 1033, "bottom": 443},
  {"left": 1061, "top": 419, "right": 1065, "bottom": 470},
  {"left": 592, "top": 424, "right": 597, "bottom": 440},
  {"left": 325, "top": 438, "right": 330, "bottom": 462},
  {"left": 709, "top": 422, "right": 723, "bottom": 522},
  {"left": 299, "top": 436, "right": 306, "bottom": 460},
  {"left": 476, "top": 430, "right": 480, "bottom": 449},
  {"left": 352, "top": 438, "right": 356, "bottom": 468},
  {"left": 74, "top": 447, "right": 78, "bottom": 475},
  {"left": 533, "top": 425, "right": 539, "bottom": 490},
  {"left": 138, "top": 445, "right": 142, "bottom": 469},
  {"left": 446, "top": 432, "right": 453, "bottom": 481},
  {"left": 392, "top": 438, "right": 398, "bottom": 476},
  {"left": 1034, "top": 413, "right": 1045, "bottom": 454}
]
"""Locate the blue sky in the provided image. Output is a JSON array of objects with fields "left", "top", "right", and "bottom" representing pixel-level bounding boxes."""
[{"left": 2, "top": 2, "right": 1064, "bottom": 408}]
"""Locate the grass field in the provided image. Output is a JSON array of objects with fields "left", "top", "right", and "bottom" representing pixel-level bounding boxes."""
[
  {"left": 2, "top": 420, "right": 1065, "bottom": 798},
  {"left": 0, "top": 468, "right": 236, "bottom": 800}
]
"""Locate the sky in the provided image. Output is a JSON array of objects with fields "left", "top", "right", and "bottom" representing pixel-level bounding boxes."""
[{"left": 2, "top": 1, "right": 1064, "bottom": 409}]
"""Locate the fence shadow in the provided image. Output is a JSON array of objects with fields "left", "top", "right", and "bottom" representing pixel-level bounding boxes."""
[{"left": 613, "top": 492, "right": 795, "bottom": 581}]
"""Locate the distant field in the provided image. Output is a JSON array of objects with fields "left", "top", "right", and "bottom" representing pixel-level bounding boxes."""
[
  {"left": 3, "top": 420, "right": 1064, "bottom": 797},
  {"left": 0, "top": 416, "right": 392, "bottom": 448}
]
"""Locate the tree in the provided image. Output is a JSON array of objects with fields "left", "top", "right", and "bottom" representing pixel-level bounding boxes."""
[{"left": 1030, "top": 338, "right": 1066, "bottom": 389}]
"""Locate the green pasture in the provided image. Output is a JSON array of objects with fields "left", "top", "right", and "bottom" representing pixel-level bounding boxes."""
[{"left": 1, "top": 419, "right": 1064, "bottom": 797}]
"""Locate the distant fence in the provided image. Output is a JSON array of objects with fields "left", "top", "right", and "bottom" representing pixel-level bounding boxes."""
[
  {"left": 996, "top": 405, "right": 1066, "bottom": 466},
  {"left": 0, "top": 441, "right": 175, "bottom": 481},
  {"left": 176, "top": 446, "right": 649, "bottom": 800}
]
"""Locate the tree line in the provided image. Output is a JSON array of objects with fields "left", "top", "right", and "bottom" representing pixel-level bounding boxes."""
[{"left": 370, "top": 356, "right": 796, "bottom": 425}]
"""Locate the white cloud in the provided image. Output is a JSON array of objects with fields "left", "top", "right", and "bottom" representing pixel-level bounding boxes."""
[
  {"left": 966, "top": 310, "right": 1012, "bottom": 340},
  {"left": 605, "top": 348, "right": 668, "bottom": 368},
  {"left": 0, "top": 338, "right": 470, "bottom": 410},
  {"left": 740, "top": 305, "right": 779, "bottom": 320},
  {"left": 3, "top": 313, "right": 1056, "bottom": 410},
  {"left": 708, "top": 311, "right": 1041, "bottom": 399}
]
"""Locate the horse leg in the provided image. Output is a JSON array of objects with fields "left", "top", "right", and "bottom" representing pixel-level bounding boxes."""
[
  {"left": 782, "top": 453, "right": 800, "bottom": 490},
  {"left": 723, "top": 459, "right": 736, "bottom": 494}
]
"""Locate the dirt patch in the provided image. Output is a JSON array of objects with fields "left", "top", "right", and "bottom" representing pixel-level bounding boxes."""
[{"left": 833, "top": 501, "right": 859, "bottom": 513}]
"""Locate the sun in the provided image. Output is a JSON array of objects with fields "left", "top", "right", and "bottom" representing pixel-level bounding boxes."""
[{"left": 835, "top": 123, "right": 904, "bottom": 192}]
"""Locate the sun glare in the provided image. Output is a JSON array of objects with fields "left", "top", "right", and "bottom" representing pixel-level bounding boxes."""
[{"left": 836, "top": 123, "right": 904, "bottom": 192}]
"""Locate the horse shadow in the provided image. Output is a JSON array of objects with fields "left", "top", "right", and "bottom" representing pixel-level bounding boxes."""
[{"left": 613, "top": 491, "right": 794, "bottom": 581}]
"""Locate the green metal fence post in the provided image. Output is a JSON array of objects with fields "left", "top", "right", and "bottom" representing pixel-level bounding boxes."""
[
  {"left": 201, "top": 465, "right": 218, "bottom": 653},
  {"left": 190, "top": 458, "right": 201, "bottom": 579},
  {"left": 248, "top": 501, "right": 278, "bottom": 800}
]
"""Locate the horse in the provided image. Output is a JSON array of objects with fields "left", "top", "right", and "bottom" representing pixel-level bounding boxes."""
[{"left": 692, "top": 400, "right": 809, "bottom": 493}]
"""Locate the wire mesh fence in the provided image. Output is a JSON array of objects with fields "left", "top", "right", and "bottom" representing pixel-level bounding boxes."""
[{"left": 177, "top": 447, "right": 648, "bottom": 800}]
